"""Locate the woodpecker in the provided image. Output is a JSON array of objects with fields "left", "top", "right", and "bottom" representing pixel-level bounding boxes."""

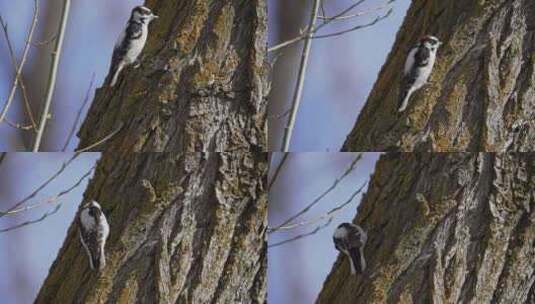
[
  {"left": 79, "top": 200, "right": 110, "bottom": 271},
  {"left": 398, "top": 35, "right": 442, "bottom": 112},
  {"left": 333, "top": 222, "right": 367, "bottom": 275},
  {"left": 108, "top": 5, "right": 158, "bottom": 87}
]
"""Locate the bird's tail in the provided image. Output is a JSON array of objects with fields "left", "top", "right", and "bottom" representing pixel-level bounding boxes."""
[
  {"left": 348, "top": 248, "right": 363, "bottom": 274},
  {"left": 110, "top": 68, "right": 120, "bottom": 87},
  {"left": 398, "top": 88, "right": 411, "bottom": 112},
  {"left": 108, "top": 61, "right": 125, "bottom": 87},
  {"left": 91, "top": 247, "right": 106, "bottom": 271}
]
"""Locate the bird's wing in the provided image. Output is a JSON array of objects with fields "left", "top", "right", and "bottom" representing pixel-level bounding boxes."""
[
  {"left": 109, "top": 22, "right": 143, "bottom": 73},
  {"left": 348, "top": 247, "right": 363, "bottom": 273},
  {"left": 333, "top": 237, "right": 344, "bottom": 252},
  {"left": 79, "top": 220, "right": 100, "bottom": 268},
  {"left": 403, "top": 47, "right": 418, "bottom": 76},
  {"left": 415, "top": 46, "right": 431, "bottom": 67},
  {"left": 125, "top": 21, "right": 143, "bottom": 40}
]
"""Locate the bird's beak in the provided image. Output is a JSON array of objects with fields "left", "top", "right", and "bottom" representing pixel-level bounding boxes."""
[{"left": 151, "top": 14, "right": 159, "bottom": 20}]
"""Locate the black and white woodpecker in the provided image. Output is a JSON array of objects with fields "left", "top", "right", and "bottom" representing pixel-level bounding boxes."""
[
  {"left": 108, "top": 5, "right": 158, "bottom": 87},
  {"left": 79, "top": 200, "right": 110, "bottom": 271},
  {"left": 398, "top": 35, "right": 442, "bottom": 112},
  {"left": 333, "top": 222, "right": 367, "bottom": 275}
]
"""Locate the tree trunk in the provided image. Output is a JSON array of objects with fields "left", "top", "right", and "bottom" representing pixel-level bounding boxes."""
[
  {"left": 317, "top": 153, "right": 534, "bottom": 303},
  {"left": 77, "top": 0, "right": 268, "bottom": 152},
  {"left": 35, "top": 152, "right": 267, "bottom": 303},
  {"left": 342, "top": 0, "right": 535, "bottom": 152}
]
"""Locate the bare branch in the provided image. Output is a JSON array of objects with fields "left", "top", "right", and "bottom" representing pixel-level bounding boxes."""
[
  {"left": 0, "top": 154, "right": 80, "bottom": 219},
  {"left": 74, "top": 122, "right": 123, "bottom": 153},
  {"left": 4, "top": 118, "right": 34, "bottom": 130},
  {"left": 268, "top": 179, "right": 368, "bottom": 248},
  {"left": 268, "top": 0, "right": 395, "bottom": 53},
  {"left": 62, "top": 73, "right": 95, "bottom": 151},
  {"left": 0, "top": 16, "right": 37, "bottom": 132},
  {"left": 314, "top": 8, "right": 393, "bottom": 39},
  {"left": 2, "top": 165, "right": 94, "bottom": 216},
  {"left": 268, "top": 153, "right": 289, "bottom": 191},
  {"left": 269, "top": 181, "right": 367, "bottom": 233},
  {"left": 268, "top": 108, "right": 291, "bottom": 120},
  {"left": 0, "top": 0, "right": 39, "bottom": 126},
  {"left": 318, "top": 0, "right": 395, "bottom": 21},
  {"left": 271, "top": 153, "right": 363, "bottom": 230},
  {"left": 268, "top": 218, "right": 333, "bottom": 248},
  {"left": 281, "top": 0, "right": 321, "bottom": 151},
  {"left": 33, "top": 0, "right": 71, "bottom": 151},
  {"left": 0, "top": 157, "right": 95, "bottom": 233},
  {"left": 31, "top": 33, "right": 58, "bottom": 47},
  {"left": 0, "top": 204, "right": 62, "bottom": 233}
]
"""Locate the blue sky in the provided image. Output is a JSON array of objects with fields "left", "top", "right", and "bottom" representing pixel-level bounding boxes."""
[
  {"left": 268, "top": 153, "right": 380, "bottom": 303},
  {"left": 268, "top": 0, "right": 411, "bottom": 151},
  {"left": 0, "top": 0, "right": 142, "bottom": 151},
  {"left": 0, "top": 153, "right": 99, "bottom": 303}
]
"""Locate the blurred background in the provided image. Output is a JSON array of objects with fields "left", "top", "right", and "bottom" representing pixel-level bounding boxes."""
[
  {"left": 0, "top": 153, "right": 99, "bottom": 303},
  {"left": 0, "top": 0, "right": 142, "bottom": 151},
  {"left": 268, "top": 153, "right": 379, "bottom": 303},
  {"left": 269, "top": 0, "right": 410, "bottom": 151}
]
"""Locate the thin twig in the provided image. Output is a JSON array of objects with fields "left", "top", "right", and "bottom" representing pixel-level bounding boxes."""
[
  {"left": 0, "top": 154, "right": 80, "bottom": 218},
  {"left": 32, "top": 0, "right": 71, "bottom": 151},
  {"left": 268, "top": 0, "right": 395, "bottom": 53},
  {"left": 4, "top": 118, "right": 34, "bottom": 130},
  {"left": 318, "top": 0, "right": 394, "bottom": 20},
  {"left": 271, "top": 154, "right": 362, "bottom": 230},
  {"left": 268, "top": 0, "right": 365, "bottom": 52},
  {"left": 0, "top": 205, "right": 62, "bottom": 233},
  {"left": 281, "top": 0, "right": 321, "bottom": 151},
  {"left": 0, "top": 17, "right": 37, "bottom": 131},
  {"left": 0, "top": 0, "right": 39, "bottom": 126},
  {"left": 0, "top": 153, "right": 6, "bottom": 168},
  {"left": 62, "top": 73, "right": 95, "bottom": 151},
  {"left": 32, "top": 33, "right": 58, "bottom": 47},
  {"left": 3, "top": 165, "right": 95, "bottom": 216},
  {"left": 269, "top": 181, "right": 366, "bottom": 232},
  {"left": 314, "top": 9, "right": 393, "bottom": 39},
  {"left": 268, "top": 108, "right": 291, "bottom": 120},
  {"left": 268, "top": 218, "right": 333, "bottom": 248},
  {"left": 74, "top": 123, "right": 123, "bottom": 153},
  {"left": 268, "top": 153, "right": 289, "bottom": 191}
]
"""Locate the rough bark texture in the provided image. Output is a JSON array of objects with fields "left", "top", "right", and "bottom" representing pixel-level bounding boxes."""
[
  {"left": 317, "top": 153, "right": 534, "bottom": 303},
  {"left": 36, "top": 152, "right": 267, "bottom": 304},
  {"left": 343, "top": 0, "right": 535, "bottom": 152},
  {"left": 77, "top": 0, "right": 268, "bottom": 152}
]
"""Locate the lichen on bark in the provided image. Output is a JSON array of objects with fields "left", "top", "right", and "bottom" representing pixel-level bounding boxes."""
[
  {"left": 317, "top": 153, "right": 535, "bottom": 304},
  {"left": 343, "top": 0, "right": 535, "bottom": 152},
  {"left": 35, "top": 152, "right": 267, "bottom": 304},
  {"left": 77, "top": 0, "right": 269, "bottom": 152}
]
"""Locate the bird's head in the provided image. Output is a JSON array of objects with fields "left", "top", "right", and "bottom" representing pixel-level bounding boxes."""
[
  {"left": 82, "top": 200, "right": 103, "bottom": 216},
  {"left": 131, "top": 6, "right": 158, "bottom": 24},
  {"left": 421, "top": 35, "right": 442, "bottom": 51}
]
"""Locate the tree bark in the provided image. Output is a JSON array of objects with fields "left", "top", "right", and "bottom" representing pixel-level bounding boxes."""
[
  {"left": 317, "top": 153, "right": 534, "bottom": 303},
  {"left": 342, "top": 0, "right": 535, "bottom": 152},
  {"left": 77, "top": 0, "right": 268, "bottom": 152},
  {"left": 35, "top": 152, "right": 267, "bottom": 303}
]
